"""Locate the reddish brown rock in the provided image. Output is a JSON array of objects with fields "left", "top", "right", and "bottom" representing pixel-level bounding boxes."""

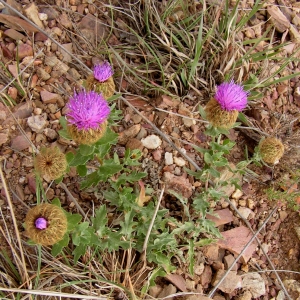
[
  {"left": 11, "top": 133, "right": 32, "bottom": 151},
  {"left": 163, "top": 171, "right": 193, "bottom": 198},
  {"left": 4, "top": 28, "right": 25, "bottom": 40},
  {"left": 0, "top": 133, "right": 8, "bottom": 145},
  {"left": 27, "top": 174, "right": 36, "bottom": 193},
  {"left": 118, "top": 124, "right": 141, "bottom": 145},
  {"left": 40, "top": 90, "right": 62, "bottom": 104},
  {"left": 206, "top": 208, "right": 233, "bottom": 226},
  {"left": 13, "top": 102, "right": 32, "bottom": 119},
  {"left": 212, "top": 270, "right": 242, "bottom": 293},
  {"left": 200, "top": 265, "right": 212, "bottom": 288},
  {"left": 217, "top": 226, "right": 258, "bottom": 263},
  {"left": 14, "top": 43, "right": 33, "bottom": 59},
  {"left": 203, "top": 244, "right": 220, "bottom": 261},
  {"left": 78, "top": 13, "right": 107, "bottom": 40}
]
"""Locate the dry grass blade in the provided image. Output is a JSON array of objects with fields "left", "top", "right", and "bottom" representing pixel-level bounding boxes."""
[{"left": 0, "top": 162, "right": 30, "bottom": 286}]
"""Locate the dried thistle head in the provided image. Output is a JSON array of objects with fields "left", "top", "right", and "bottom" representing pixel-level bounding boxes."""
[
  {"left": 34, "top": 147, "right": 67, "bottom": 180},
  {"left": 25, "top": 203, "right": 68, "bottom": 246},
  {"left": 259, "top": 137, "right": 285, "bottom": 165},
  {"left": 205, "top": 98, "right": 239, "bottom": 129},
  {"left": 67, "top": 121, "right": 107, "bottom": 145}
]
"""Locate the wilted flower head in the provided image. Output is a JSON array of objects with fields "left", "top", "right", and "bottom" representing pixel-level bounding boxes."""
[
  {"left": 34, "top": 147, "right": 67, "bottom": 180},
  {"left": 215, "top": 80, "right": 248, "bottom": 112},
  {"left": 258, "top": 137, "right": 284, "bottom": 165},
  {"left": 93, "top": 61, "right": 114, "bottom": 83},
  {"left": 25, "top": 203, "right": 68, "bottom": 246},
  {"left": 66, "top": 90, "right": 110, "bottom": 131}
]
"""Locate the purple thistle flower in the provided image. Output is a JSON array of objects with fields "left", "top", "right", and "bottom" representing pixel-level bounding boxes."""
[
  {"left": 35, "top": 217, "right": 47, "bottom": 230},
  {"left": 66, "top": 90, "right": 110, "bottom": 130},
  {"left": 93, "top": 61, "right": 114, "bottom": 82},
  {"left": 215, "top": 80, "right": 248, "bottom": 111}
]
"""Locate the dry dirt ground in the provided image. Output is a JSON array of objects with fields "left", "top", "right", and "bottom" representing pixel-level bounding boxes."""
[{"left": 1, "top": 0, "right": 300, "bottom": 299}]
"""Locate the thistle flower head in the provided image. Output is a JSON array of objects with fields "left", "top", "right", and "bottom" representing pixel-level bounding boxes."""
[
  {"left": 35, "top": 217, "right": 47, "bottom": 230},
  {"left": 259, "top": 137, "right": 284, "bottom": 165},
  {"left": 66, "top": 90, "right": 110, "bottom": 131},
  {"left": 93, "top": 61, "right": 114, "bottom": 82},
  {"left": 215, "top": 80, "right": 248, "bottom": 111},
  {"left": 34, "top": 146, "right": 67, "bottom": 180},
  {"left": 25, "top": 203, "right": 68, "bottom": 246},
  {"left": 205, "top": 98, "right": 239, "bottom": 129}
]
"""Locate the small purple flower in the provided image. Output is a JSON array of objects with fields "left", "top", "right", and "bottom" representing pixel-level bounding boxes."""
[
  {"left": 215, "top": 80, "right": 248, "bottom": 111},
  {"left": 93, "top": 61, "right": 114, "bottom": 82},
  {"left": 66, "top": 90, "right": 110, "bottom": 130},
  {"left": 35, "top": 217, "right": 47, "bottom": 230}
]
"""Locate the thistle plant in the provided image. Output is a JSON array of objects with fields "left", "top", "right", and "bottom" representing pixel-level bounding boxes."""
[
  {"left": 66, "top": 90, "right": 110, "bottom": 145},
  {"left": 205, "top": 80, "right": 248, "bottom": 129},
  {"left": 85, "top": 61, "right": 115, "bottom": 99}
]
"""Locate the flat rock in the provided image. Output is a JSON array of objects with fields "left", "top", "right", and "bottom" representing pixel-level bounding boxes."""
[
  {"left": 165, "top": 152, "right": 173, "bottom": 165},
  {"left": 237, "top": 207, "right": 254, "bottom": 220},
  {"left": 203, "top": 244, "right": 220, "bottom": 261},
  {"left": 0, "top": 14, "right": 39, "bottom": 33},
  {"left": 174, "top": 156, "right": 185, "bottom": 167},
  {"left": 217, "top": 226, "right": 258, "bottom": 263},
  {"left": 36, "top": 67, "right": 51, "bottom": 81},
  {"left": 141, "top": 134, "right": 162, "bottom": 149},
  {"left": 8, "top": 64, "right": 18, "bottom": 78},
  {"left": 118, "top": 124, "right": 141, "bottom": 145},
  {"left": 44, "top": 55, "right": 59, "bottom": 67},
  {"left": 200, "top": 265, "right": 212, "bottom": 288},
  {"left": 125, "top": 138, "right": 143, "bottom": 151},
  {"left": 23, "top": 2, "right": 44, "bottom": 29},
  {"left": 212, "top": 270, "right": 242, "bottom": 294},
  {"left": 11, "top": 133, "right": 31, "bottom": 151},
  {"left": 78, "top": 13, "right": 107, "bottom": 40},
  {"left": 0, "top": 133, "right": 8, "bottom": 145},
  {"left": 13, "top": 102, "right": 33, "bottom": 119},
  {"left": 40, "top": 90, "right": 62, "bottom": 104},
  {"left": 165, "top": 274, "right": 187, "bottom": 292},
  {"left": 242, "top": 273, "right": 265, "bottom": 298},
  {"left": 15, "top": 43, "right": 33, "bottom": 59},
  {"left": 59, "top": 43, "right": 72, "bottom": 62},
  {"left": 163, "top": 171, "right": 193, "bottom": 198},
  {"left": 206, "top": 208, "right": 233, "bottom": 226},
  {"left": 223, "top": 254, "right": 238, "bottom": 271},
  {"left": 157, "top": 284, "right": 176, "bottom": 299},
  {"left": 4, "top": 28, "right": 25, "bottom": 40}
]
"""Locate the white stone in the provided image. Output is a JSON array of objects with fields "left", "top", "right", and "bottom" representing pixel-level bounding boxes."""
[
  {"left": 238, "top": 207, "right": 253, "bottom": 220},
  {"left": 242, "top": 273, "right": 266, "bottom": 298},
  {"left": 232, "top": 189, "right": 243, "bottom": 199},
  {"left": 38, "top": 13, "right": 48, "bottom": 21},
  {"left": 174, "top": 157, "right": 186, "bottom": 167},
  {"left": 165, "top": 152, "right": 173, "bottom": 165},
  {"left": 27, "top": 115, "right": 47, "bottom": 133},
  {"left": 141, "top": 135, "right": 162, "bottom": 149}
]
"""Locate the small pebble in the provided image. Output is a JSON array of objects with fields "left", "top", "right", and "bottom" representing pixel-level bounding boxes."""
[
  {"left": 165, "top": 152, "right": 173, "bottom": 165},
  {"left": 141, "top": 135, "right": 162, "bottom": 149}
]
